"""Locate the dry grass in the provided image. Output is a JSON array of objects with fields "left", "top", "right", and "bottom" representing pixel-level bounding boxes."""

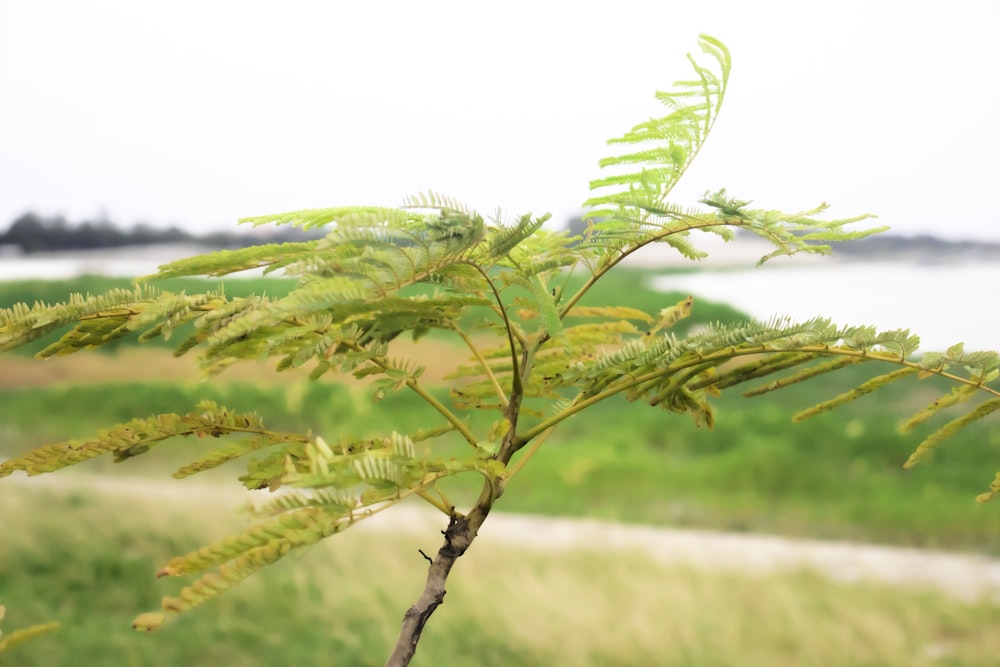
[{"left": 0, "top": 337, "right": 470, "bottom": 389}]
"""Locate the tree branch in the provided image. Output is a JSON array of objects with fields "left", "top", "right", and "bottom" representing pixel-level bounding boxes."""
[
  {"left": 384, "top": 314, "right": 526, "bottom": 666},
  {"left": 452, "top": 327, "right": 509, "bottom": 409},
  {"left": 514, "top": 344, "right": 1000, "bottom": 446},
  {"left": 384, "top": 508, "right": 488, "bottom": 667},
  {"left": 462, "top": 260, "right": 523, "bottom": 395}
]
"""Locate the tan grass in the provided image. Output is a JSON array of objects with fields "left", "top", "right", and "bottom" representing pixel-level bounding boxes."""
[{"left": 0, "top": 337, "right": 470, "bottom": 389}]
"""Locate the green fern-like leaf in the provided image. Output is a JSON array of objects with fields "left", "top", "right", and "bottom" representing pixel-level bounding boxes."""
[
  {"left": 476, "top": 213, "right": 552, "bottom": 262},
  {"left": 0, "top": 285, "right": 180, "bottom": 354},
  {"left": 791, "top": 367, "right": 918, "bottom": 421},
  {"left": 903, "top": 398, "right": 1000, "bottom": 469},
  {"left": 0, "top": 402, "right": 301, "bottom": 478},
  {"left": 699, "top": 190, "right": 887, "bottom": 266},
  {"left": 402, "top": 191, "right": 478, "bottom": 218},
  {"left": 585, "top": 35, "right": 730, "bottom": 213},
  {"left": 899, "top": 384, "right": 982, "bottom": 434},
  {"left": 138, "top": 242, "right": 318, "bottom": 280},
  {"left": 519, "top": 312, "right": 1000, "bottom": 498}
]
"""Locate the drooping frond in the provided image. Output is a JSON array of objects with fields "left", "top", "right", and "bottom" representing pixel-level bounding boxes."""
[
  {"left": 0, "top": 401, "right": 305, "bottom": 478},
  {"left": 557, "top": 316, "right": 905, "bottom": 399},
  {"left": 137, "top": 504, "right": 353, "bottom": 632},
  {"left": 699, "top": 189, "right": 888, "bottom": 266},
  {"left": 130, "top": 426, "right": 505, "bottom": 631},
  {"left": 516, "top": 314, "right": 1000, "bottom": 499},
  {"left": 137, "top": 242, "right": 319, "bottom": 280},
  {"left": 903, "top": 398, "right": 1000, "bottom": 470},
  {"left": 898, "top": 384, "right": 982, "bottom": 434},
  {"left": 0, "top": 285, "right": 218, "bottom": 354},
  {"left": 790, "top": 367, "right": 919, "bottom": 421}
]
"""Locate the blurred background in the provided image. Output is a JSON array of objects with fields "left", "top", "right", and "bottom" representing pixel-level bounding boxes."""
[{"left": 2, "top": 1, "right": 1000, "bottom": 665}]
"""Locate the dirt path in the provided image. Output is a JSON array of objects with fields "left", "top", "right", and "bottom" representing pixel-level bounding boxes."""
[{"left": 11, "top": 472, "right": 1000, "bottom": 603}]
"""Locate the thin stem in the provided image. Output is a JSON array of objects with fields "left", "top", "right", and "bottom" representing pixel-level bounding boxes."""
[
  {"left": 461, "top": 260, "right": 523, "bottom": 395},
  {"left": 434, "top": 486, "right": 454, "bottom": 513},
  {"left": 553, "top": 261, "right": 579, "bottom": 306},
  {"left": 453, "top": 327, "right": 508, "bottom": 409},
  {"left": 404, "top": 378, "right": 478, "bottom": 447},
  {"left": 503, "top": 425, "right": 557, "bottom": 483},
  {"left": 558, "top": 215, "right": 725, "bottom": 319},
  {"left": 415, "top": 489, "right": 452, "bottom": 516},
  {"left": 343, "top": 341, "right": 479, "bottom": 447}
]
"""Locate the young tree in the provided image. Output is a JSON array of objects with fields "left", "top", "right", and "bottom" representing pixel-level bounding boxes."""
[{"left": 2, "top": 35, "right": 998, "bottom": 666}]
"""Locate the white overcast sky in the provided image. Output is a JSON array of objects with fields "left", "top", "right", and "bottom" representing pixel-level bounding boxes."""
[{"left": 1, "top": 1, "right": 997, "bottom": 239}]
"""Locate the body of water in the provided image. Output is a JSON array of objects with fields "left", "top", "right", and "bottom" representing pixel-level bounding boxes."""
[
  {"left": 654, "top": 261, "right": 998, "bottom": 353},
  {"left": 0, "top": 244, "right": 212, "bottom": 281}
]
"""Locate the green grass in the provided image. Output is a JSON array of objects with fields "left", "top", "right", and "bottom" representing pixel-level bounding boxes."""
[
  {"left": 2, "top": 369, "right": 999, "bottom": 553},
  {"left": 2, "top": 482, "right": 1000, "bottom": 666}
]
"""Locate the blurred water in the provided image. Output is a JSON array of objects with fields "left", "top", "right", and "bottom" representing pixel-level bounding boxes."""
[
  {"left": 654, "top": 261, "right": 999, "bottom": 352},
  {"left": 0, "top": 244, "right": 243, "bottom": 280}
]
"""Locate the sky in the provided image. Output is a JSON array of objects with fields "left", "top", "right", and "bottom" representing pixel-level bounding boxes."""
[{"left": 1, "top": 1, "right": 998, "bottom": 240}]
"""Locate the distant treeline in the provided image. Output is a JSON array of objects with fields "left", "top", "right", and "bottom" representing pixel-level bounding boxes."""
[
  {"left": 0, "top": 212, "right": 320, "bottom": 254},
  {"left": 7, "top": 211, "right": 1000, "bottom": 260},
  {"left": 831, "top": 233, "right": 1000, "bottom": 259}
]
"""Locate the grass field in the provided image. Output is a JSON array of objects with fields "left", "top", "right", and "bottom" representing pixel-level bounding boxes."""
[
  {"left": 4, "top": 372, "right": 1000, "bottom": 554},
  {"left": 3, "top": 271, "right": 1000, "bottom": 663},
  {"left": 3, "top": 481, "right": 1000, "bottom": 667}
]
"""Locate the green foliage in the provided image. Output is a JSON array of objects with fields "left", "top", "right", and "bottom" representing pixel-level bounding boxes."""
[
  {"left": 585, "top": 35, "right": 730, "bottom": 214},
  {"left": 2, "top": 33, "right": 998, "bottom": 659}
]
